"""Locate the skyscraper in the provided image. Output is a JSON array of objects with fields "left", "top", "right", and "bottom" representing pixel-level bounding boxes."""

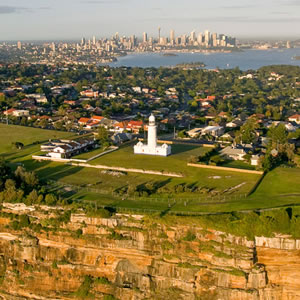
[
  {"left": 143, "top": 32, "right": 148, "bottom": 43},
  {"left": 92, "top": 36, "right": 96, "bottom": 45},
  {"left": 170, "top": 30, "right": 175, "bottom": 42},
  {"left": 17, "top": 41, "right": 22, "bottom": 50},
  {"left": 197, "top": 33, "right": 203, "bottom": 46},
  {"left": 51, "top": 42, "right": 56, "bottom": 52},
  {"left": 158, "top": 27, "right": 161, "bottom": 43},
  {"left": 204, "top": 30, "right": 210, "bottom": 47},
  {"left": 190, "top": 31, "right": 196, "bottom": 42},
  {"left": 212, "top": 33, "right": 218, "bottom": 47}
]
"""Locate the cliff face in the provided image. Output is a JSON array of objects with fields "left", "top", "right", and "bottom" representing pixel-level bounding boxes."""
[{"left": 0, "top": 204, "right": 299, "bottom": 300}]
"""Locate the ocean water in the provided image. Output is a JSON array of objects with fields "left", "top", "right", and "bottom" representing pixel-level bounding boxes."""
[{"left": 108, "top": 48, "right": 300, "bottom": 71}]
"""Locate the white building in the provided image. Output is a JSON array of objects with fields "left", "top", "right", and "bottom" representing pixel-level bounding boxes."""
[{"left": 134, "top": 114, "right": 171, "bottom": 157}]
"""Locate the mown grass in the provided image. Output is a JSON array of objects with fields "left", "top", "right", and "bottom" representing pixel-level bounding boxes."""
[
  {"left": 0, "top": 124, "right": 72, "bottom": 154},
  {"left": 1, "top": 125, "right": 300, "bottom": 214}
]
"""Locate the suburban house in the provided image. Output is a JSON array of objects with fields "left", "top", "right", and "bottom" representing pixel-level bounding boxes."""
[
  {"left": 288, "top": 114, "right": 300, "bottom": 125},
  {"left": 201, "top": 126, "right": 224, "bottom": 137},
  {"left": 250, "top": 155, "right": 261, "bottom": 166},
  {"left": 41, "top": 138, "right": 96, "bottom": 159},
  {"left": 187, "top": 128, "right": 202, "bottom": 138},
  {"left": 126, "top": 120, "right": 144, "bottom": 134},
  {"left": 220, "top": 144, "right": 252, "bottom": 161},
  {"left": 80, "top": 90, "right": 99, "bottom": 98},
  {"left": 111, "top": 132, "right": 132, "bottom": 144},
  {"left": 226, "top": 119, "right": 243, "bottom": 128},
  {"left": 3, "top": 109, "right": 29, "bottom": 117}
]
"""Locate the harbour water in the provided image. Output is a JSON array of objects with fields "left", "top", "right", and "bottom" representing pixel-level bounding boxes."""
[{"left": 108, "top": 48, "right": 300, "bottom": 70}]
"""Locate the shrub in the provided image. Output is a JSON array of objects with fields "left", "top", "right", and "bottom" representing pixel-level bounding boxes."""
[
  {"left": 161, "top": 240, "right": 174, "bottom": 250},
  {"left": 182, "top": 231, "right": 196, "bottom": 241},
  {"left": 74, "top": 275, "right": 93, "bottom": 298},
  {"left": 95, "top": 277, "right": 110, "bottom": 285}
]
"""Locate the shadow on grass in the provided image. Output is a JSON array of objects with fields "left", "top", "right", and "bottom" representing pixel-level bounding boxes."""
[{"left": 171, "top": 144, "right": 199, "bottom": 155}]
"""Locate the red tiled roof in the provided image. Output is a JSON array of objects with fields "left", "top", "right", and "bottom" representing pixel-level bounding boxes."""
[
  {"left": 289, "top": 114, "right": 300, "bottom": 119},
  {"left": 128, "top": 120, "right": 143, "bottom": 127},
  {"left": 78, "top": 117, "right": 90, "bottom": 124},
  {"left": 91, "top": 115, "right": 104, "bottom": 121}
]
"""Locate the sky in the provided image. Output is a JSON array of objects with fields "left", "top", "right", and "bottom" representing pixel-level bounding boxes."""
[{"left": 0, "top": 0, "right": 299, "bottom": 41}]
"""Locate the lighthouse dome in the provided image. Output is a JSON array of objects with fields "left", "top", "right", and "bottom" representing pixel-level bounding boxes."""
[{"left": 149, "top": 114, "right": 155, "bottom": 125}]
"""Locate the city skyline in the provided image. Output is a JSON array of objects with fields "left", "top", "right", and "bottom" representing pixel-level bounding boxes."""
[{"left": 0, "top": 0, "right": 300, "bottom": 41}]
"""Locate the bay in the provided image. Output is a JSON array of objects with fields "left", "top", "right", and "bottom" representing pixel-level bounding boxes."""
[{"left": 108, "top": 48, "right": 300, "bottom": 70}]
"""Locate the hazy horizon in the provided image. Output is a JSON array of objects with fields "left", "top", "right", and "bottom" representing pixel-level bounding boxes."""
[{"left": 0, "top": 0, "right": 299, "bottom": 40}]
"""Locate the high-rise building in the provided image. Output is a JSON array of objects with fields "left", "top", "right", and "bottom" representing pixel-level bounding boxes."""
[
  {"left": 92, "top": 36, "right": 96, "bottom": 45},
  {"left": 181, "top": 35, "right": 186, "bottom": 46},
  {"left": 130, "top": 35, "right": 136, "bottom": 46},
  {"left": 212, "top": 33, "right": 218, "bottom": 47},
  {"left": 190, "top": 31, "right": 196, "bottom": 42},
  {"left": 170, "top": 29, "right": 175, "bottom": 42},
  {"left": 204, "top": 30, "right": 210, "bottom": 47},
  {"left": 158, "top": 27, "right": 161, "bottom": 43},
  {"left": 51, "top": 42, "right": 56, "bottom": 52},
  {"left": 143, "top": 32, "right": 148, "bottom": 43},
  {"left": 81, "top": 38, "right": 85, "bottom": 45},
  {"left": 17, "top": 41, "right": 22, "bottom": 50},
  {"left": 197, "top": 33, "right": 203, "bottom": 45}
]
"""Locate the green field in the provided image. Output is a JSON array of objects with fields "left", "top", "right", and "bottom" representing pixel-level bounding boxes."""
[
  {"left": 1, "top": 125, "right": 300, "bottom": 214},
  {"left": 0, "top": 124, "right": 72, "bottom": 154},
  {"left": 72, "top": 146, "right": 107, "bottom": 160}
]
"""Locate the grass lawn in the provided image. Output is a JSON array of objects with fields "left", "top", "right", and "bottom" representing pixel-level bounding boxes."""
[
  {"left": 72, "top": 147, "right": 106, "bottom": 160},
  {"left": 249, "top": 167, "right": 300, "bottom": 202},
  {"left": 2, "top": 125, "right": 299, "bottom": 214},
  {"left": 221, "top": 160, "right": 256, "bottom": 170},
  {"left": 89, "top": 144, "right": 260, "bottom": 196},
  {"left": 0, "top": 124, "right": 72, "bottom": 155}
]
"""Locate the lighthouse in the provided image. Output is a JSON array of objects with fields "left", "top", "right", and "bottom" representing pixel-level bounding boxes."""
[{"left": 134, "top": 114, "right": 171, "bottom": 156}]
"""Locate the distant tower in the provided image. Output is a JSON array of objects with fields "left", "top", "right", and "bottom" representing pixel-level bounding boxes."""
[
  {"left": 51, "top": 42, "right": 56, "bottom": 52},
  {"left": 143, "top": 32, "right": 148, "bottom": 43},
  {"left": 158, "top": 27, "right": 161, "bottom": 43},
  {"left": 170, "top": 29, "right": 175, "bottom": 43},
  {"left": 204, "top": 30, "right": 210, "bottom": 47},
  {"left": 190, "top": 31, "right": 196, "bottom": 42},
  {"left": 17, "top": 41, "right": 22, "bottom": 50},
  {"left": 286, "top": 41, "right": 291, "bottom": 49},
  {"left": 92, "top": 36, "right": 96, "bottom": 45},
  {"left": 197, "top": 33, "right": 203, "bottom": 45}
]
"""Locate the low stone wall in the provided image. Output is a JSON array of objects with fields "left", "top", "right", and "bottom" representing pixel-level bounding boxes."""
[
  {"left": 187, "top": 163, "right": 264, "bottom": 175},
  {"left": 32, "top": 156, "right": 86, "bottom": 163},
  {"left": 86, "top": 146, "right": 118, "bottom": 162}
]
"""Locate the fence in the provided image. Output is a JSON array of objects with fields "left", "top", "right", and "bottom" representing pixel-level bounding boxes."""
[{"left": 47, "top": 179, "right": 248, "bottom": 208}]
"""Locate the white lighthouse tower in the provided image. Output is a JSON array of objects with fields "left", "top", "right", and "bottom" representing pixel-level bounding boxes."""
[{"left": 134, "top": 114, "right": 171, "bottom": 156}]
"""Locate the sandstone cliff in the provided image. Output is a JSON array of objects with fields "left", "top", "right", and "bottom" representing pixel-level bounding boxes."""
[{"left": 0, "top": 203, "right": 299, "bottom": 300}]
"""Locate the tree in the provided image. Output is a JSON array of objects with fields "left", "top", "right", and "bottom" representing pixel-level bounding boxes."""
[
  {"left": 268, "top": 123, "right": 288, "bottom": 147},
  {"left": 26, "top": 189, "right": 39, "bottom": 204},
  {"left": 45, "top": 194, "right": 57, "bottom": 206},
  {"left": 97, "top": 126, "right": 109, "bottom": 144},
  {"left": 235, "top": 118, "right": 259, "bottom": 144}
]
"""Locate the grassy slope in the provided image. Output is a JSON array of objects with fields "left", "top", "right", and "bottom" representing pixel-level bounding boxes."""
[{"left": 0, "top": 124, "right": 71, "bottom": 154}]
